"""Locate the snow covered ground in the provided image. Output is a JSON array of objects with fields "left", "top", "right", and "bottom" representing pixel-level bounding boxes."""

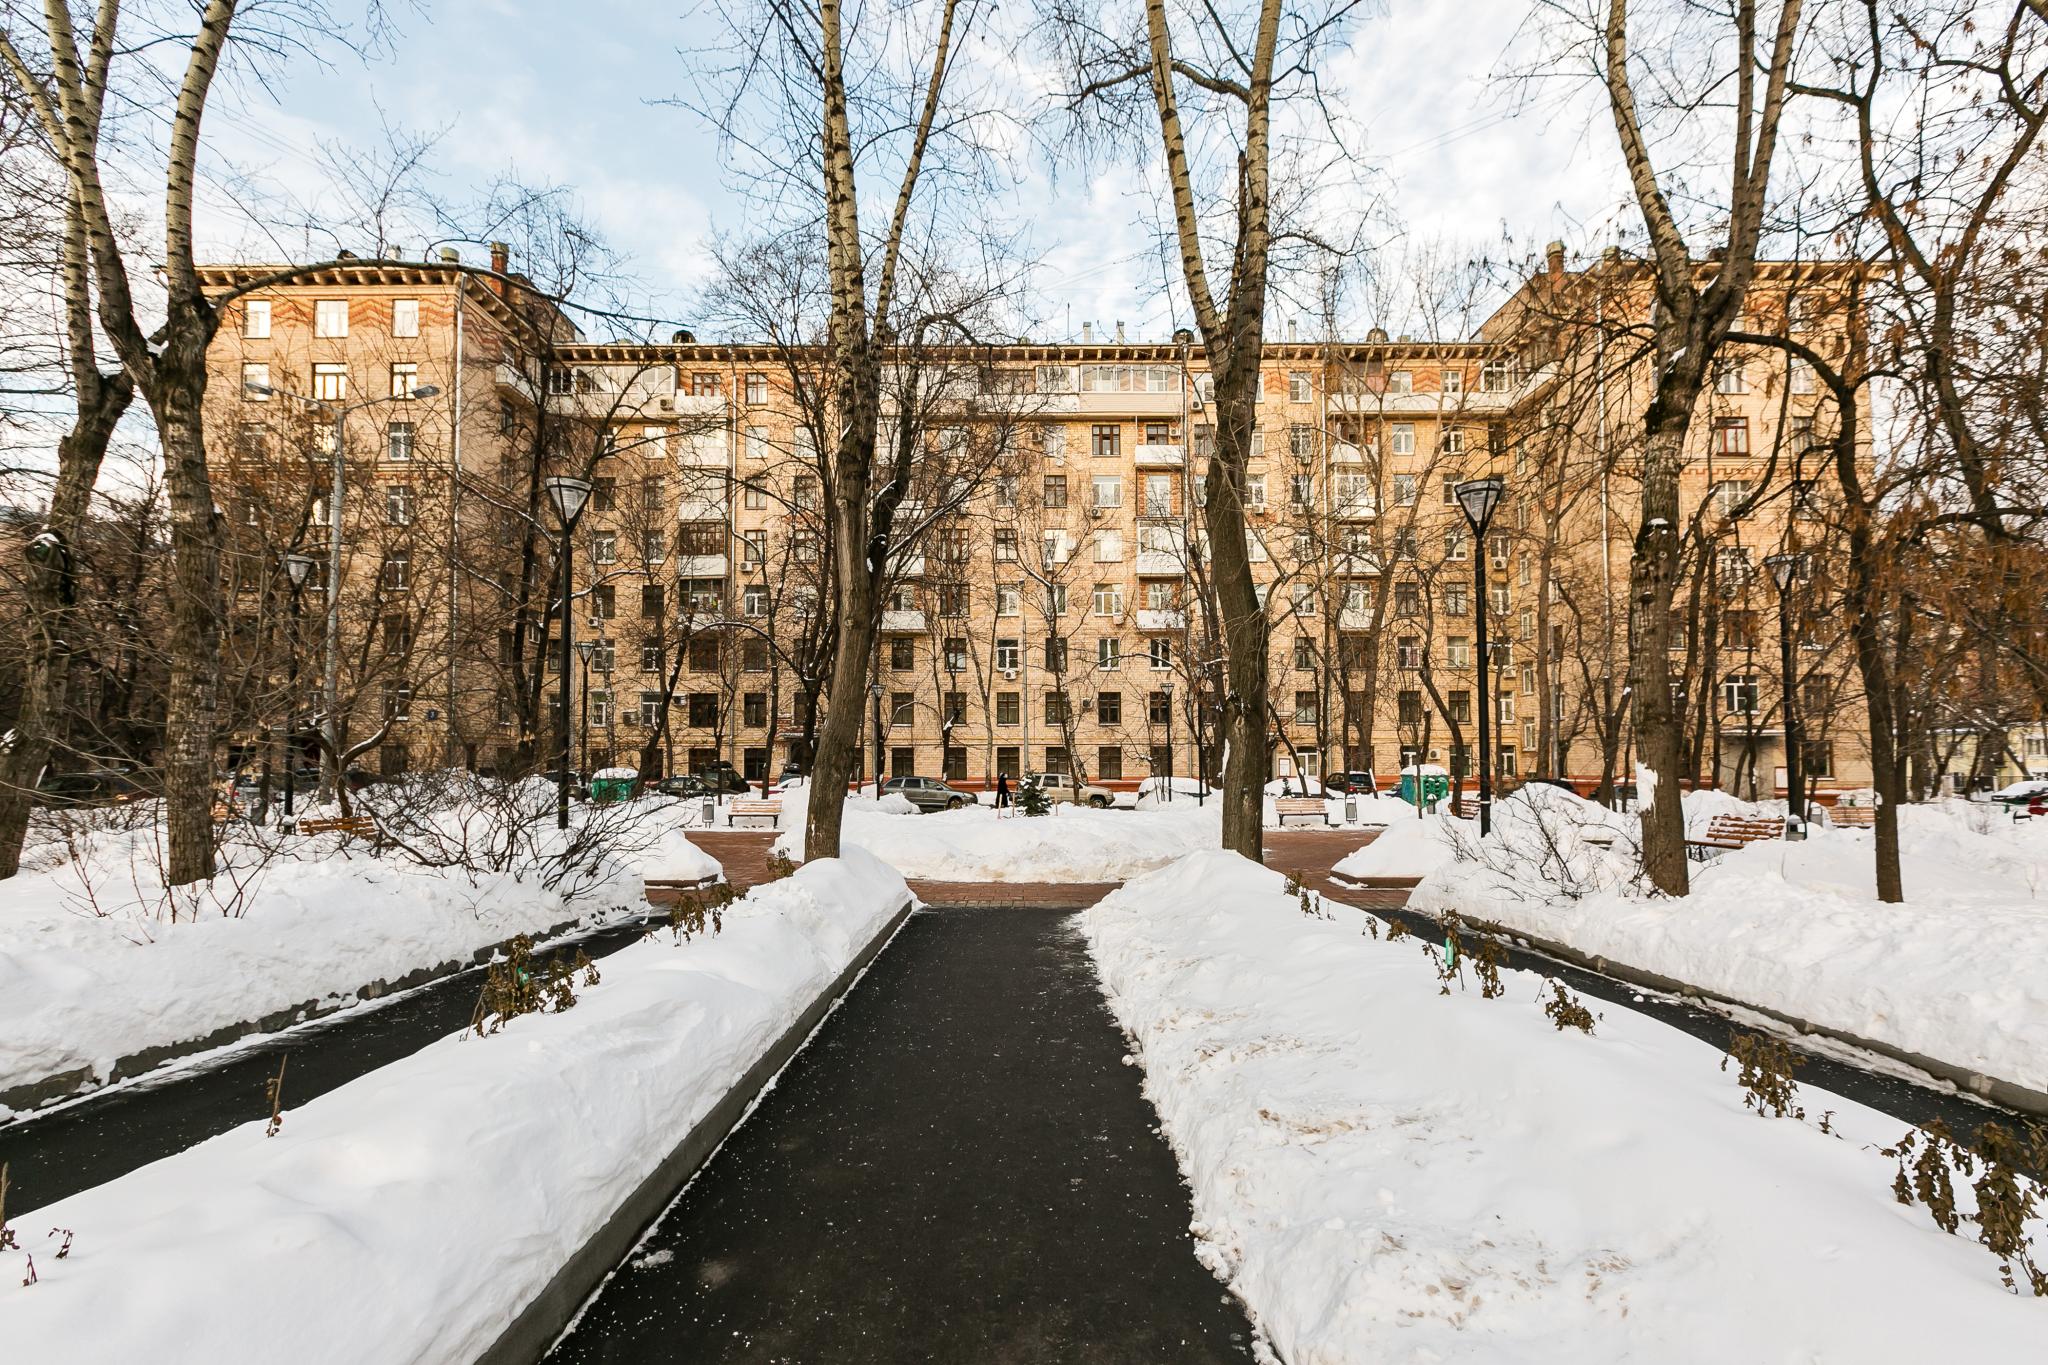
[
  {"left": 1408, "top": 786, "right": 2048, "bottom": 1094},
  {"left": 1331, "top": 812, "right": 1463, "bottom": 880},
  {"left": 1083, "top": 851, "right": 2044, "bottom": 1363},
  {"left": 774, "top": 799, "right": 1220, "bottom": 881},
  {"left": 0, "top": 787, "right": 718, "bottom": 1111},
  {"left": 0, "top": 848, "right": 907, "bottom": 1362}
]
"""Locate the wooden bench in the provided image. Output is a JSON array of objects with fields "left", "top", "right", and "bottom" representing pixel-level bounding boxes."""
[
  {"left": 727, "top": 799, "right": 783, "bottom": 830},
  {"left": 1274, "top": 796, "right": 1329, "bottom": 827},
  {"left": 1686, "top": 814, "right": 1785, "bottom": 860},
  {"left": 296, "top": 814, "right": 377, "bottom": 839},
  {"left": 1828, "top": 805, "right": 1877, "bottom": 828}
]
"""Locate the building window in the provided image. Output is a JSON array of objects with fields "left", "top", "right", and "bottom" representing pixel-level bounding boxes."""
[
  {"left": 995, "top": 528, "right": 1018, "bottom": 562},
  {"left": 1294, "top": 637, "right": 1315, "bottom": 671},
  {"left": 1390, "top": 423, "right": 1415, "bottom": 456},
  {"left": 243, "top": 299, "right": 271, "bottom": 338},
  {"left": 1716, "top": 417, "right": 1750, "bottom": 455},
  {"left": 242, "top": 361, "right": 271, "bottom": 398},
  {"left": 944, "top": 637, "right": 967, "bottom": 672},
  {"left": 1396, "top": 635, "right": 1422, "bottom": 670},
  {"left": 314, "top": 299, "right": 348, "bottom": 338},
  {"left": 1148, "top": 637, "right": 1172, "bottom": 671},
  {"left": 385, "top": 485, "right": 414, "bottom": 526},
  {"left": 1288, "top": 371, "right": 1312, "bottom": 402},
  {"left": 1388, "top": 369, "right": 1413, "bottom": 395},
  {"left": 642, "top": 531, "right": 666, "bottom": 562},
  {"left": 1148, "top": 690, "right": 1171, "bottom": 726},
  {"left": 1092, "top": 475, "right": 1122, "bottom": 509},
  {"left": 1722, "top": 673, "right": 1760, "bottom": 713},
  {"left": 745, "top": 372, "right": 769, "bottom": 404},
  {"left": 1291, "top": 583, "right": 1316, "bottom": 616},
  {"left": 1097, "top": 637, "right": 1121, "bottom": 670},
  {"left": 891, "top": 691, "right": 915, "bottom": 725},
  {"left": 1045, "top": 692, "right": 1070, "bottom": 725},
  {"left": 1392, "top": 473, "right": 1416, "bottom": 506},
  {"left": 1443, "top": 584, "right": 1469, "bottom": 617},
  {"left": 1098, "top": 746, "right": 1124, "bottom": 780},
  {"left": 691, "top": 372, "right": 721, "bottom": 397},
  {"left": 738, "top": 584, "right": 764, "bottom": 617},
  {"left": 891, "top": 637, "right": 916, "bottom": 671},
  {"left": 1094, "top": 529, "right": 1123, "bottom": 562},
  {"left": 1480, "top": 360, "right": 1516, "bottom": 393},
  {"left": 688, "top": 693, "right": 718, "bottom": 726},
  {"left": 1092, "top": 582, "right": 1122, "bottom": 616},
  {"left": 1294, "top": 691, "right": 1319, "bottom": 726},
  {"left": 1441, "top": 368, "right": 1464, "bottom": 396},
  {"left": 1044, "top": 636, "right": 1069, "bottom": 672},
  {"left": 591, "top": 532, "right": 616, "bottom": 565},
  {"left": 386, "top": 421, "right": 415, "bottom": 462},
  {"left": 1715, "top": 359, "right": 1748, "bottom": 394},
  {"left": 1091, "top": 424, "right": 1120, "bottom": 458},
  {"left": 1098, "top": 691, "right": 1122, "bottom": 724},
  {"left": 641, "top": 639, "right": 663, "bottom": 673},
  {"left": 742, "top": 638, "right": 768, "bottom": 671},
  {"left": 1044, "top": 748, "right": 1071, "bottom": 777},
  {"left": 997, "top": 691, "right": 1020, "bottom": 725},
  {"left": 312, "top": 363, "right": 347, "bottom": 402},
  {"left": 390, "top": 298, "right": 419, "bottom": 338},
  {"left": 995, "top": 638, "right": 1020, "bottom": 672},
  {"left": 1043, "top": 474, "right": 1068, "bottom": 509}
]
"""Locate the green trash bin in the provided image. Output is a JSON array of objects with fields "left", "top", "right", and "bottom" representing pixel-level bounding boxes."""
[
  {"left": 1397, "top": 766, "right": 1451, "bottom": 810},
  {"left": 589, "top": 767, "right": 639, "bottom": 804}
]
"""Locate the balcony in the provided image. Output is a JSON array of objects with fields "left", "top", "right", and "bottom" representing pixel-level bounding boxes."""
[
  {"left": 675, "top": 497, "right": 728, "bottom": 521},
  {"left": 880, "top": 609, "right": 928, "bottom": 634},
  {"left": 1134, "top": 443, "right": 1185, "bottom": 468},
  {"left": 889, "top": 552, "right": 927, "bottom": 577},
  {"left": 1135, "top": 550, "right": 1187, "bottom": 577},
  {"left": 1339, "top": 605, "right": 1375, "bottom": 631},
  {"left": 1333, "top": 495, "right": 1378, "bottom": 520},
  {"left": 673, "top": 554, "right": 729, "bottom": 578},
  {"left": 1136, "top": 608, "right": 1186, "bottom": 632}
]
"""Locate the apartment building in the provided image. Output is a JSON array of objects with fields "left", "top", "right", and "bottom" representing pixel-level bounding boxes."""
[{"left": 201, "top": 246, "right": 1870, "bottom": 798}]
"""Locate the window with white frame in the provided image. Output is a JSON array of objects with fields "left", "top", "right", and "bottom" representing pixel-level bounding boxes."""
[
  {"left": 1097, "top": 637, "right": 1121, "bottom": 669},
  {"left": 1440, "top": 368, "right": 1463, "bottom": 395},
  {"left": 1148, "top": 637, "right": 1172, "bottom": 670},
  {"left": 386, "top": 421, "right": 414, "bottom": 462},
  {"left": 1722, "top": 673, "right": 1760, "bottom": 713},
  {"left": 745, "top": 372, "right": 769, "bottom": 404},
  {"left": 390, "top": 361, "right": 419, "bottom": 398},
  {"left": 1789, "top": 361, "right": 1816, "bottom": 395},
  {"left": 995, "top": 638, "right": 1021, "bottom": 671},
  {"left": 1448, "top": 635, "right": 1471, "bottom": 668},
  {"left": 1288, "top": 371, "right": 1311, "bottom": 402},
  {"left": 1092, "top": 475, "right": 1122, "bottom": 508},
  {"left": 243, "top": 300, "right": 271, "bottom": 339},
  {"left": 1094, "top": 529, "right": 1123, "bottom": 562},
  {"left": 314, "top": 299, "right": 348, "bottom": 338},
  {"left": 997, "top": 584, "right": 1021, "bottom": 616},
  {"left": 745, "top": 426, "right": 769, "bottom": 461},
  {"left": 1245, "top": 474, "right": 1266, "bottom": 509},
  {"left": 1441, "top": 427, "right": 1465, "bottom": 455},
  {"left": 1714, "top": 358, "right": 1748, "bottom": 394},
  {"left": 1390, "top": 423, "right": 1416, "bottom": 455},
  {"left": 242, "top": 362, "right": 270, "bottom": 398},
  {"left": 312, "top": 363, "right": 347, "bottom": 402},
  {"left": 1092, "top": 582, "right": 1122, "bottom": 616},
  {"left": 1291, "top": 583, "right": 1316, "bottom": 616},
  {"left": 743, "top": 584, "right": 767, "bottom": 616},
  {"left": 385, "top": 485, "right": 414, "bottom": 526},
  {"left": 1388, "top": 369, "right": 1413, "bottom": 395},
  {"left": 591, "top": 532, "right": 616, "bottom": 565},
  {"left": 391, "top": 298, "right": 420, "bottom": 338}
]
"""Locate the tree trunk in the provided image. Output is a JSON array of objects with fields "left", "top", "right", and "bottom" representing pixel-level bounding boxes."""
[{"left": 1628, "top": 418, "right": 1690, "bottom": 894}]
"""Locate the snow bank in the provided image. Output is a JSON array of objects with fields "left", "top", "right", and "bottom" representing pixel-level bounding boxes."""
[
  {"left": 775, "top": 802, "right": 1220, "bottom": 881},
  {"left": 1412, "top": 788, "right": 2048, "bottom": 1093},
  {"left": 0, "top": 848, "right": 909, "bottom": 1363},
  {"left": 0, "top": 801, "right": 719, "bottom": 1109},
  {"left": 1330, "top": 816, "right": 1459, "bottom": 881},
  {"left": 639, "top": 826, "right": 723, "bottom": 883},
  {"left": 1083, "top": 851, "right": 2042, "bottom": 1362}
]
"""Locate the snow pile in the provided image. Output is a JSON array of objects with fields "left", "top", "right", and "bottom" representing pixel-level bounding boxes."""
[
  {"left": 1082, "top": 851, "right": 2042, "bottom": 1362},
  {"left": 1330, "top": 816, "right": 1459, "bottom": 881},
  {"left": 638, "top": 826, "right": 723, "bottom": 883},
  {"left": 1413, "top": 788, "right": 2048, "bottom": 1092},
  {"left": 0, "top": 797, "right": 719, "bottom": 1107},
  {"left": 0, "top": 848, "right": 910, "bottom": 1362},
  {"left": 775, "top": 802, "right": 1220, "bottom": 881}
]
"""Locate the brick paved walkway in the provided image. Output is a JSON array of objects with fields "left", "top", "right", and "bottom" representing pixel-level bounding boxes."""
[{"left": 661, "top": 826, "right": 1408, "bottom": 915}]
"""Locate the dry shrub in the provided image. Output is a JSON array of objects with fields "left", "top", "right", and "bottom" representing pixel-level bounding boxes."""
[
  {"left": 666, "top": 883, "right": 735, "bottom": 943},
  {"left": 471, "top": 936, "right": 602, "bottom": 1035},
  {"left": 763, "top": 849, "right": 798, "bottom": 882},
  {"left": 1886, "top": 1119, "right": 2048, "bottom": 1296},
  {"left": 1721, "top": 1031, "right": 1805, "bottom": 1119},
  {"left": 1542, "top": 979, "right": 1596, "bottom": 1033}
]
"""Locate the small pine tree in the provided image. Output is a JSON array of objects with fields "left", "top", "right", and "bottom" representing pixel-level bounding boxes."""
[{"left": 1016, "top": 774, "right": 1052, "bottom": 817}]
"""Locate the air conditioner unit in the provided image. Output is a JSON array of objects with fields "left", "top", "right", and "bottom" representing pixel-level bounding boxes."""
[
  {"left": 655, "top": 397, "right": 673, "bottom": 413},
  {"left": 588, "top": 616, "right": 604, "bottom": 628},
  {"left": 1002, "top": 668, "right": 1018, "bottom": 681}
]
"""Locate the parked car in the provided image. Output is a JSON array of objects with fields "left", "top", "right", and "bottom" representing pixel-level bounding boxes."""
[
  {"left": 777, "top": 763, "right": 806, "bottom": 784},
  {"left": 1321, "top": 771, "right": 1378, "bottom": 797},
  {"left": 1028, "top": 772, "right": 1115, "bottom": 808},
  {"left": 656, "top": 773, "right": 709, "bottom": 799},
  {"left": 695, "top": 762, "right": 751, "bottom": 795},
  {"left": 880, "top": 775, "right": 973, "bottom": 812},
  {"left": 35, "top": 767, "right": 145, "bottom": 808},
  {"left": 1983, "top": 778, "right": 2048, "bottom": 807}
]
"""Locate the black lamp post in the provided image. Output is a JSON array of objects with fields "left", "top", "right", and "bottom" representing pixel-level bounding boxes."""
[
  {"left": 281, "top": 551, "right": 318, "bottom": 824},
  {"left": 869, "top": 680, "right": 885, "bottom": 796},
  {"left": 576, "top": 639, "right": 597, "bottom": 781},
  {"left": 1162, "top": 678, "right": 1176, "bottom": 803},
  {"left": 545, "top": 474, "right": 593, "bottom": 830},
  {"left": 1764, "top": 551, "right": 1810, "bottom": 835},
  {"left": 1455, "top": 476, "right": 1507, "bottom": 835}
]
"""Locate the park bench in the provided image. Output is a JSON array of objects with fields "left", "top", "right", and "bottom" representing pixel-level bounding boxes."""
[
  {"left": 728, "top": 798, "right": 783, "bottom": 830},
  {"left": 1828, "top": 804, "right": 1877, "bottom": 828},
  {"left": 1686, "top": 814, "right": 1785, "bottom": 860},
  {"left": 296, "top": 814, "right": 377, "bottom": 840},
  {"left": 1274, "top": 796, "right": 1330, "bottom": 827}
]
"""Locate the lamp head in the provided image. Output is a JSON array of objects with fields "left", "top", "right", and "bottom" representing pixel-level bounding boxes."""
[
  {"left": 244, "top": 381, "right": 275, "bottom": 399},
  {"left": 544, "top": 474, "right": 593, "bottom": 525},
  {"left": 576, "top": 640, "right": 596, "bottom": 664},
  {"left": 1764, "top": 551, "right": 1808, "bottom": 592},
  {"left": 1454, "top": 476, "right": 1506, "bottom": 533},
  {"left": 283, "top": 552, "right": 318, "bottom": 588},
  {"left": 409, "top": 385, "right": 440, "bottom": 399}
]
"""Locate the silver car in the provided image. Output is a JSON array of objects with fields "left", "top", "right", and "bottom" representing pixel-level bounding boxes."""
[{"left": 881, "top": 775, "right": 974, "bottom": 812}]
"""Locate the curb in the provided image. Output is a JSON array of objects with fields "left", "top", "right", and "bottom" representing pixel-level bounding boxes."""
[
  {"left": 476, "top": 893, "right": 917, "bottom": 1365},
  {"left": 1423, "top": 904, "right": 2048, "bottom": 1120},
  {"left": 0, "top": 876, "right": 722, "bottom": 1117}
]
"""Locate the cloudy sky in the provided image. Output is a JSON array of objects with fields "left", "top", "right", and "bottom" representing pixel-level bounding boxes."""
[{"left": 191, "top": 0, "right": 1638, "bottom": 341}]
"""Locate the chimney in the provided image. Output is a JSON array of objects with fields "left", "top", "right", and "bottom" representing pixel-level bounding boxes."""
[
  {"left": 1172, "top": 327, "right": 1194, "bottom": 345},
  {"left": 1115, "top": 320, "right": 1126, "bottom": 342},
  {"left": 489, "top": 241, "right": 510, "bottom": 275},
  {"left": 1545, "top": 240, "right": 1565, "bottom": 280},
  {"left": 1287, "top": 318, "right": 1298, "bottom": 342},
  {"left": 1601, "top": 245, "right": 1620, "bottom": 265},
  {"left": 1082, "top": 321, "right": 1094, "bottom": 342},
  {"left": 438, "top": 247, "right": 461, "bottom": 266}
]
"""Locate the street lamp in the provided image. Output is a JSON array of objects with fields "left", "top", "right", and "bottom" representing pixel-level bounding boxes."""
[
  {"left": 869, "top": 680, "right": 885, "bottom": 797},
  {"left": 1764, "top": 551, "right": 1810, "bottom": 836},
  {"left": 281, "top": 551, "right": 319, "bottom": 825},
  {"left": 545, "top": 474, "right": 594, "bottom": 830},
  {"left": 576, "top": 639, "right": 597, "bottom": 782},
  {"left": 1455, "top": 476, "right": 1507, "bottom": 835},
  {"left": 1161, "top": 678, "right": 1176, "bottom": 804},
  {"left": 244, "top": 379, "right": 440, "bottom": 800}
]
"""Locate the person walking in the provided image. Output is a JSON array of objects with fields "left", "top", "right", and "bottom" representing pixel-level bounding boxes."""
[{"left": 994, "top": 771, "right": 1011, "bottom": 810}]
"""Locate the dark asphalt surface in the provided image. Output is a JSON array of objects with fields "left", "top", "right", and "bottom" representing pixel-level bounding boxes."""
[
  {"left": 0, "top": 914, "right": 660, "bottom": 1215},
  {"left": 546, "top": 905, "right": 1259, "bottom": 1364}
]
